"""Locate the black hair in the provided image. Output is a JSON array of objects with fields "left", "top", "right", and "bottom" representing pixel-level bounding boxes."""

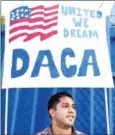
[{"left": 48, "top": 91, "right": 73, "bottom": 111}]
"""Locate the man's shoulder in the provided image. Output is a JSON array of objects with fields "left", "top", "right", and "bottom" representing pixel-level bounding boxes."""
[
  {"left": 35, "top": 127, "right": 51, "bottom": 135},
  {"left": 35, "top": 127, "right": 86, "bottom": 135},
  {"left": 75, "top": 130, "right": 86, "bottom": 135}
]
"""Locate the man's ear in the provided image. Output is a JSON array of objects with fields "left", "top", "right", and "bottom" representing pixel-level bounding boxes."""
[{"left": 49, "top": 108, "right": 55, "bottom": 119}]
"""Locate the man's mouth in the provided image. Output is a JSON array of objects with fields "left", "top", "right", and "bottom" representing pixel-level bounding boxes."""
[{"left": 66, "top": 116, "right": 75, "bottom": 121}]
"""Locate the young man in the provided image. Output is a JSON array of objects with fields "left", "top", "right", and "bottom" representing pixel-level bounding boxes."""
[{"left": 35, "top": 92, "right": 85, "bottom": 135}]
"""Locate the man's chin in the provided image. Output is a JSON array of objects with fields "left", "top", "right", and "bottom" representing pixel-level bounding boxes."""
[{"left": 66, "top": 122, "right": 74, "bottom": 127}]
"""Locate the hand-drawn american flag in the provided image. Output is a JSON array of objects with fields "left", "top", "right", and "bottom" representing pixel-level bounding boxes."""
[{"left": 9, "top": 4, "right": 59, "bottom": 43}]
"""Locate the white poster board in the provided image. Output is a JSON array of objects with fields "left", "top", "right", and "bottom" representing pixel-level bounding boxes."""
[{"left": 2, "top": 1, "right": 114, "bottom": 88}]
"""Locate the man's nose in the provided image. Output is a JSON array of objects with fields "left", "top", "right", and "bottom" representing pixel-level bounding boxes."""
[{"left": 68, "top": 107, "right": 75, "bottom": 113}]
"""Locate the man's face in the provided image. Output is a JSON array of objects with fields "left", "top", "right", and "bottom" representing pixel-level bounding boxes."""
[{"left": 51, "top": 96, "right": 76, "bottom": 127}]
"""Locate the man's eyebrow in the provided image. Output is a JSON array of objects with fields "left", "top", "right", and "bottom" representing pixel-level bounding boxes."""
[
  {"left": 61, "top": 103, "right": 76, "bottom": 105},
  {"left": 61, "top": 103, "right": 68, "bottom": 105}
]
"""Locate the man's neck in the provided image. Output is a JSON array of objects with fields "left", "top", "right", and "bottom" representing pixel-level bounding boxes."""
[{"left": 51, "top": 124, "right": 73, "bottom": 135}]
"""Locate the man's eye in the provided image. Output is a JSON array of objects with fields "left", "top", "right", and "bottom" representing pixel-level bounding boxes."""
[{"left": 62, "top": 105, "right": 68, "bottom": 108}]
